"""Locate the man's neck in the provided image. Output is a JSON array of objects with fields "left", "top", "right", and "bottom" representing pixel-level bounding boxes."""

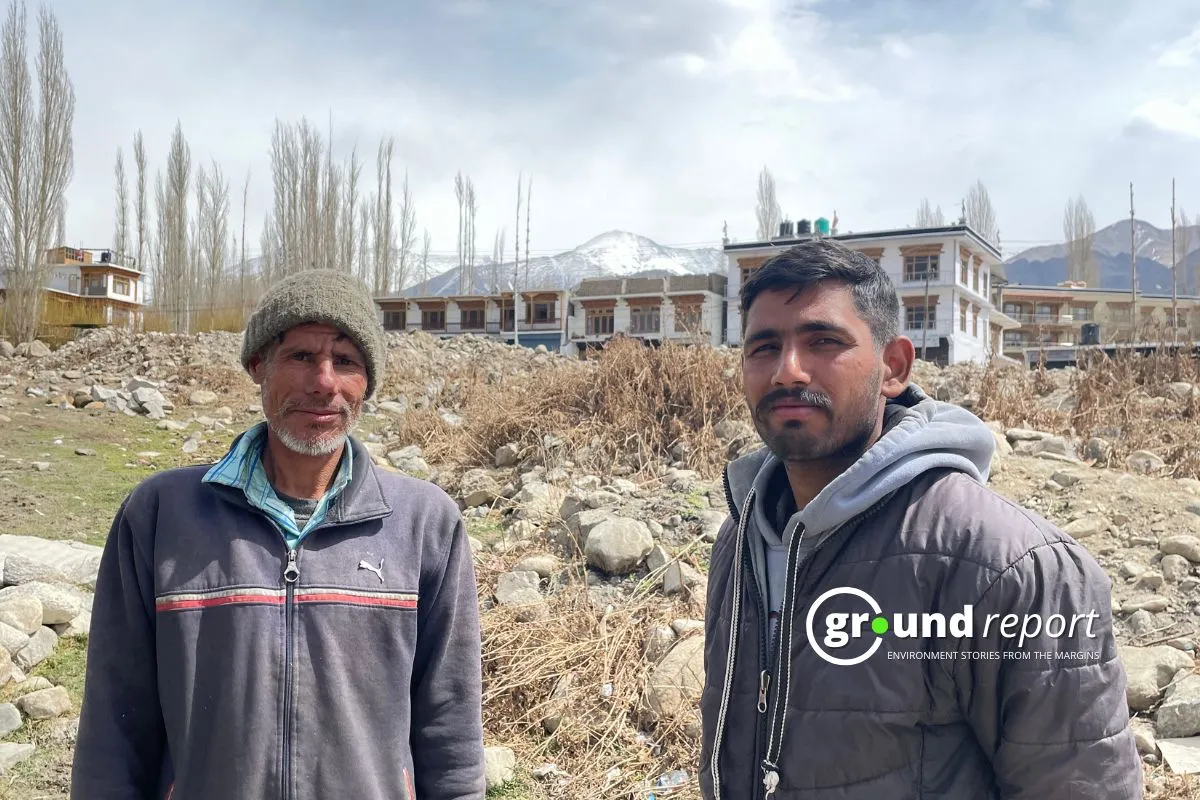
[
  {"left": 262, "top": 431, "right": 345, "bottom": 500},
  {"left": 783, "top": 456, "right": 858, "bottom": 510}
]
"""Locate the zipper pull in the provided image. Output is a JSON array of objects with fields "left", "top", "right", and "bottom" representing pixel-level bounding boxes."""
[
  {"left": 284, "top": 549, "right": 299, "bottom": 583},
  {"left": 757, "top": 670, "right": 771, "bottom": 713}
]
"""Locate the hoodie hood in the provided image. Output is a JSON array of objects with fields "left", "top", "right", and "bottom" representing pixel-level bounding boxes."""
[{"left": 725, "top": 383, "right": 995, "bottom": 539}]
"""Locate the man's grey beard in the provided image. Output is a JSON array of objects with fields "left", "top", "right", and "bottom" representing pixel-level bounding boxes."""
[{"left": 271, "top": 421, "right": 352, "bottom": 457}]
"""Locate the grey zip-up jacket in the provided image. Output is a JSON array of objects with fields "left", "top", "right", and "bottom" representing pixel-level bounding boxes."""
[
  {"left": 700, "top": 385, "right": 1141, "bottom": 799},
  {"left": 72, "top": 435, "right": 485, "bottom": 800}
]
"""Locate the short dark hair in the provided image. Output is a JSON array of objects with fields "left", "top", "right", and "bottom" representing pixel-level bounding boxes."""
[{"left": 740, "top": 239, "right": 900, "bottom": 348}]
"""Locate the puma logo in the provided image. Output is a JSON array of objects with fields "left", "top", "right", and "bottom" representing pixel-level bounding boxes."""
[{"left": 358, "top": 558, "right": 385, "bottom": 583}]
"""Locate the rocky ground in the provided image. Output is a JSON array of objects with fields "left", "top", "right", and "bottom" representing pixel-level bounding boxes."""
[{"left": 0, "top": 329, "right": 1197, "bottom": 798}]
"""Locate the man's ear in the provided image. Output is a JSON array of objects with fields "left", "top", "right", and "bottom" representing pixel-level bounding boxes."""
[
  {"left": 248, "top": 354, "right": 267, "bottom": 386},
  {"left": 880, "top": 336, "right": 915, "bottom": 399}
]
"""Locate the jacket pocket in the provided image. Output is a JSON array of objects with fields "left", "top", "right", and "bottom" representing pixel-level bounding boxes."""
[{"left": 404, "top": 767, "right": 416, "bottom": 800}]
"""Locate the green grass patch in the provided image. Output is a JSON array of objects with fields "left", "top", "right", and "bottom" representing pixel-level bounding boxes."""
[{"left": 0, "top": 399, "right": 240, "bottom": 547}]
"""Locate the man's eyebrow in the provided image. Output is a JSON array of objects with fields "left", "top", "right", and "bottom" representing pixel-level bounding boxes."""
[{"left": 744, "top": 321, "right": 854, "bottom": 344}]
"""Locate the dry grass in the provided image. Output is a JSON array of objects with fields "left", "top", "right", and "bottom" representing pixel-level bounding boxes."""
[
  {"left": 477, "top": 552, "right": 703, "bottom": 800},
  {"left": 390, "top": 338, "right": 745, "bottom": 480},
  {"left": 977, "top": 340, "right": 1200, "bottom": 478}
]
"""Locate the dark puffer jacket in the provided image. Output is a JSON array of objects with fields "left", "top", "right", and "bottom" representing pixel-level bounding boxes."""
[{"left": 699, "top": 386, "right": 1141, "bottom": 799}]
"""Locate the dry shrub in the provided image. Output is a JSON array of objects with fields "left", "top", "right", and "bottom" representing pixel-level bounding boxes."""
[
  {"left": 174, "top": 363, "right": 254, "bottom": 395},
  {"left": 975, "top": 359, "right": 1071, "bottom": 434},
  {"left": 975, "top": 343, "right": 1200, "bottom": 478},
  {"left": 392, "top": 338, "right": 745, "bottom": 480},
  {"left": 1071, "top": 346, "right": 1200, "bottom": 478},
  {"left": 480, "top": 576, "right": 702, "bottom": 800}
]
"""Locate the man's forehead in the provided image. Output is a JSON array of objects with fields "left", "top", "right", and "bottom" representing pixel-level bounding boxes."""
[
  {"left": 281, "top": 323, "right": 356, "bottom": 347},
  {"left": 745, "top": 285, "right": 856, "bottom": 331}
]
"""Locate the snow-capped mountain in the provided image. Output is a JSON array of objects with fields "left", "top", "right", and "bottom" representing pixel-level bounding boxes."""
[
  {"left": 403, "top": 230, "right": 725, "bottom": 297},
  {"left": 1005, "top": 219, "right": 1200, "bottom": 294}
]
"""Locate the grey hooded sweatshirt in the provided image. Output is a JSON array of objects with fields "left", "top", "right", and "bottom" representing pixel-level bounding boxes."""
[{"left": 699, "top": 384, "right": 1141, "bottom": 799}]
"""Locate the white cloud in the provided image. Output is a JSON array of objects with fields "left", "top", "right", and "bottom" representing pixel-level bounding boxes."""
[
  {"left": 1158, "top": 25, "right": 1200, "bottom": 67},
  {"left": 32, "top": 0, "right": 1200, "bottom": 266},
  {"left": 1131, "top": 97, "right": 1200, "bottom": 138}
]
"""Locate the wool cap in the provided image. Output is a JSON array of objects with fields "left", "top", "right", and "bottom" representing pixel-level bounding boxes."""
[{"left": 241, "top": 269, "right": 386, "bottom": 399}]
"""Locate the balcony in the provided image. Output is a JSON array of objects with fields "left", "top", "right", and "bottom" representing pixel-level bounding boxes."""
[
  {"left": 1007, "top": 312, "right": 1080, "bottom": 325},
  {"left": 81, "top": 284, "right": 108, "bottom": 297}
]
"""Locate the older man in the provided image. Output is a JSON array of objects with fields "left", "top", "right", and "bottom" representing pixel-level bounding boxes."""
[{"left": 73, "top": 270, "right": 485, "bottom": 800}]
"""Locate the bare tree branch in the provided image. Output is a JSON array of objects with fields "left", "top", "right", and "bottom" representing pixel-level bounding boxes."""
[
  {"left": 755, "top": 166, "right": 781, "bottom": 241},
  {"left": 133, "top": 130, "right": 147, "bottom": 271},
  {"left": 397, "top": 168, "right": 415, "bottom": 292},
  {"left": 113, "top": 146, "right": 128, "bottom": 258},
  {"left": 915, "top": 198, "right": 945, "bottom": 227},
  {"left": 1062, "top": 194, "right": 1096, "bottom": 285},
  {"left": 965, "top": 179, "right": 998, "bottom": 245}
]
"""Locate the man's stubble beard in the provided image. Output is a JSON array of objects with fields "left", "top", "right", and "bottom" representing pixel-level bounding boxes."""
[{"left": 752, "top": 365, "right": 883, "bottom": 466}]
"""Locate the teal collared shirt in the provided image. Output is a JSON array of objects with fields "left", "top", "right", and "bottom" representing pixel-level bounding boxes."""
[{"left": 202, "top": 421, "right": 354, "bottom": 550}]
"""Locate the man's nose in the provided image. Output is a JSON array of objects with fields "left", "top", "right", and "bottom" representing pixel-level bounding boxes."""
[
  {"left": 310, "top": 357, "right": 338, "bottom": 392},
  {"left": 771, "top": 344, "right": 811, "bottom": 386}
]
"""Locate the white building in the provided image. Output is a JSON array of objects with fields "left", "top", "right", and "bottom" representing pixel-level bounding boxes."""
[
  {"left": 724, "top": 224, "right": 1021, "bottom": 365},
  {"left": 0, "top": 246, "right": 146, "bottom": 331},
  {"left": 566, "top": 273, "right": 727, "bottom": 356}
]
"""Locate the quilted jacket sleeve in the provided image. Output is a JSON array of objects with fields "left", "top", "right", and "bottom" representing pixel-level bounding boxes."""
[{"left": 954, "top": 538, "right": 1143, "bottom": 798}]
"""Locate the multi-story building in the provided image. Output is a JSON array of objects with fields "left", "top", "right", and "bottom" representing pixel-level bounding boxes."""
[
  {"left": 374, "top": 290, "right": 572, "bottom": 353},
  {"left": 566, "top": 273, "right": 727, "bottom": 355},
  {"left": 0, "top": 246, "right": 146, "bottom": 335},
  {"left": 1000, "top": 282, "right": 1200, "bottom": 359},
  {"left": 724, "top": 223, "right": 1021, "bottom": 365}
]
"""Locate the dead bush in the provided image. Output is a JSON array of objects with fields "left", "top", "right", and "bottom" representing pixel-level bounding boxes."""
[
  {"left": 391, "top": 338, "right": 746, "bottom": 480},
  {"left": 480, "top": 578, "right": 702, "bottom": 800}
]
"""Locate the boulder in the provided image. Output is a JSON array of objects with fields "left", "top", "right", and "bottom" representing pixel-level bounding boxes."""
[
  {"left": 645, "top": 636, "right": 706, "bottom": 729},
  {"left": 1157, "top": 674, "right": 1200, "bottom": 739},
  {"left": 1119, "top": 645, "right": 1195, "bottom": 711},
  {"left": 15, "top": 685, "right": 71, "bottom": 719},
  {"left": 584, "top": 518, "right": 654, "bottom": 574},
  {"left": 483, "top": 746, "right": 517, "bottom": 790}
]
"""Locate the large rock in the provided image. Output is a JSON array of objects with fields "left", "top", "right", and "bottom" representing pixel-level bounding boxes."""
[
  {"left": 0, "top": 742, "right": 35, "bottom": 774},
  {"left": 512, "top": 553, "right": 559, "bottom": 580},
  {"left": 0, "top": 596, "right": 43, "bottom": 635},
  {"left": 0, "top": 583, "right": 83, "bottom": 624},
  {"left": 0, "top": 704, "right": 20, "bottom": 738},
  {"left": 14, "top": 627, "right": 58, "bottom": 671},
  {"left": 494, "top": 443, "right": 521, "bottom": 468},
  {"left": 15, "top": 685, "right": 71, "bottom": 719},
  {"left": 0, "top": 624, "right": 28, "bottom": 657},
  {"left": 584, "top": 518, "right": 654, "bottom": 574},
  {"left": 1157, "top": 674, "right": 1200, "bottom": 738},
  {"left": 14, "top": 340, "right": 51, "bottom": 358},
  {"left": 459, "top": 469, "right": 501, "bottom": 508},
  {"left": 513, "top": 481, "right": 566, "bottom": 522},
  {"left": 1160, "top": 535, "right": 1200, "bottom": 564},
  {"left": 1061, "top": 515, "right": 1110, "bottom": 540},
  {"left": 494, "top": 571, "right": 548, "bottom": 621},
  {"left": 386, "top": 445, "right": 430, "bottom": 477},
  {"left": 0, "top": 534, "right": 103, "bottom": 588},
  {"left": 483, "top": 746, "right": 516, "bottom": 790},
  {"left": 566, "top": 509, "right": 610, "bottom": 541},
  {"left": 1131, "top": 719, "right": 1158, "bottom": 757},
  {"left": 1119, "top": 645, "right": 1195, "bottom": 711},
  {"left": 697, "top": 510, "right": 727, "bottom": 543},
  {"left": 645, "top": 636, "right": 706, "bottom": 729},
  {"left": 188, "top": 389, "right": 218, "bottom": 406}
]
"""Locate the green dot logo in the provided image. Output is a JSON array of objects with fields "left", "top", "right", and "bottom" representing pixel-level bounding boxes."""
[{"left": 871, "top": 616, "right": 890, "bottom": 635}]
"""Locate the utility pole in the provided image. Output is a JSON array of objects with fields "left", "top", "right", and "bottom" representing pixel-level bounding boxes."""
[
  {"left": 513, "top": 172, "right": 522, "bottom": 347},
  {"left": 1171, "top": 178, "right": 1178, "bottom": 345},
  {"left": 1130, "top": 182, "right": 1137, "bottom": 343}
]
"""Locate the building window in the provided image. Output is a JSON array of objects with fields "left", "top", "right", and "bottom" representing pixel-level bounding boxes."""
[
  {"left": 586, "top": 307, "right": 614, "bottom": 335},
  {"left": 461, "top": 308, "right": 484, "bottom": 329},
  {"left": 674, "top": 303, "right": 703, "bottom": 333},
  {"left": 960, "top": 299, "right": 968, "bottom": 332},
  {"left": 1070, "top": 305, "right": 1092, "bottom": 321},
  {"left": 113, "top": 276, "right": 131, "bottom": 296},
  {"left": 502, "top": 306, "right": 515, "bottom": 330},
  {"left": 971, "top": 305, "right": 979, "bottom": 337},
  {"left": 960, "top": 260, "right": 968, "bottom": 284},
  {"left": 1003, "top": 331, "right": 1026, "bottom": 347},
  {"left": 383, "top": 310, "right": 406, "bottom": 330},
  {"left": 421, "top": 309, "right": 445, "bottom": 330},
  {"left": 905, "top": 305, "right": 936, "bottom": 330},
  {"left": 629, "top": 304, "right": 660, "bottom": 334},
  {"left": 904, "top": 254, "right": 939, "bottom": 282},
  {"left": 527, "top": 300, "right": 555, "bottom": 324},
  {"left": 972, "top": 266, "right": 980, "bottom": 293}
]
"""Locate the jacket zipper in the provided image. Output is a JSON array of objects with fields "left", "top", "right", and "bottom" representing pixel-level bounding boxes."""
[
  {"left": 282, "top": 546, "right": 300, "bottom": 800},
  {"left": 754, "top": 494, "right": 896, "bottom": 797}
]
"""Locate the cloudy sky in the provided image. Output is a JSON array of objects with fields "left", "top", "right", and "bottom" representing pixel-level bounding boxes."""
[{"left": 42, "top": 0, "right": 1200, "bottom": 260}]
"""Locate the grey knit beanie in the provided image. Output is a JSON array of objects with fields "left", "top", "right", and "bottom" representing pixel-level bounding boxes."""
[{"left": 241, "top": 269, "right": 386, "bottom": 399}]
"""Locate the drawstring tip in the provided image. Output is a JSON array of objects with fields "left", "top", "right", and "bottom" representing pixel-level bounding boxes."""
[{"left": 763, "top": 769, "right": 779, "bottom": 796}]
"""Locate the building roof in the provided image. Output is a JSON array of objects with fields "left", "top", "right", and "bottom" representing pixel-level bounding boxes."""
[
  {"left": 1004, "top": 284, "right": 1200, "bottom": 301},
  {"left": 723, "top": 224, "right": 1007, "bottom": 282}
]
